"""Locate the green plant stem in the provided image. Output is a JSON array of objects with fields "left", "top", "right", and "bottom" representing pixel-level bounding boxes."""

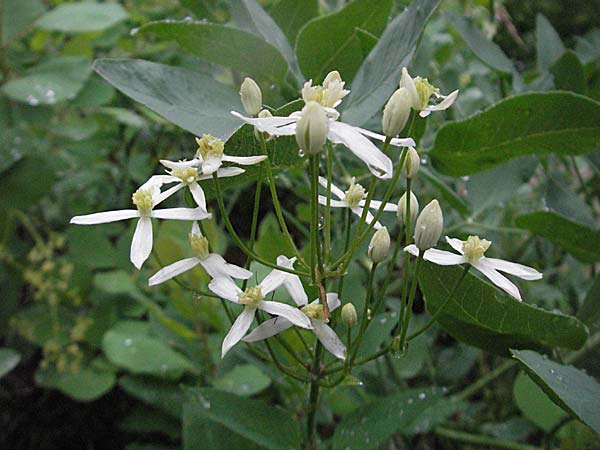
[
  {"left": 336, "top": 208, "right": 352, "bottom": 298},
  {"left": 309, "top": 155, "right": 319, "bottom": 283},
  {"left": 453, "top": 359, "right": 517, "bottom": 401},
  {"left": 435, "top": 427, "right": 541, "bottom": 450},
  {"left": 396, "top": 254, "right": 423, "bottom": 351},
  {"left": 396, "top": 177, "right": 413, "bottom": 333},
  {"left": 347, "top": 263, "right": 378, "bottom": 367},
  {"left": 324, "top": 143, "right": 334, "bottom": 263},
  {"left": 408, "top": 265, "right": 471, "bottom": 341},
  {"left": 306, "top": 341, "right": 323, "bottom": 448},
  {"left": 242, "top": 167, "right": 263, "bottom": 290},
  {"left": 294, "top": 327, "right": 313, "bottom": 357}
]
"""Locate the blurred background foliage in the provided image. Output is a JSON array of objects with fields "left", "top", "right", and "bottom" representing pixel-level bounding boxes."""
[{"left": 1, "top": 0, "right": 600, "bottom": 449}]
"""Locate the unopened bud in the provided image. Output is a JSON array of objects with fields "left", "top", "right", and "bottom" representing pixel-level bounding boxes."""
[
  {"left": 414, "top": 199, "right": 443, "bottom": 251},
  {"left": 295, "top": 101, "right": 328, "bottom": 155},
  {"left": 401, "top": 147, "right": 420, "bottom": 179},
  {"left": 382, "top": 87, "right": 412, "bottom": 137},
  {"left": 254, "top": 109, "right": 273, "bottom": 140},
  {"left": 341, "top": 303, "right": 357, "bottom": 327},
  {"left": 240, "top": 77, "right": 262, "bottom": 116},
  {"left": 367, "top": 227, "right": 390, "bottom": 263},
  {"left": 397, "top": 191, "right": 419, "bottom": 226}
]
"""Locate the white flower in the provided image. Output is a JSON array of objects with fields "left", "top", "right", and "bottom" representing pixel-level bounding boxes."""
[
  {"left": 208, "top": 255, "right": 313, "bottom": 357},
  {"left": 317, "top": 176, "right": 396, "bottom": 229},
  {"left": 400, "top": 67, "right": 459, "bottom": 118},
  {"left": 70, "top": 184, "right": 211, "bottom": 269},
  {"left": 244, "top": 292, "right": 346, "bottom": 360},
  {"left": 148, "top": 222, "right": 252, "bottom": 286},
  {"left": 301, "top": 71, "right": 349, "bottom": 110},
  {"left": 404, "top": 235, "right": 543, "bottom": 301}
]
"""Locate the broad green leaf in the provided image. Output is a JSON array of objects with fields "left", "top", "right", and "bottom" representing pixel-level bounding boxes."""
[
  {"left": 513, "top": 370, "right": 567, "bottom": 431},
  {"left": 182, "top": 387, "right": 301, "bottom": 450},
  {"left": 98, "top": 107, "right": 147, "bottom": 128},
  {"left": 102, "top": 325, "right": 195, "bottom": 378},
  {"left": 93, "top": 59, "right": 242, "bottom": 141},
  {"left": 213, "top": 364, "right": 271, "bottom": 396},
  {"left": 544, "top": 172, "right": 595, "bottom": 228},
  {"left": 140, "top": 21, "right": 288, "bottom": 83},
  {"left": 270, "top": 0, "right": 318, "bottom": 44},
  {"left": 536, "top": 14, "right": 565, "bottom": 72},
  {"left": 121, "top": 406, "right": 180, "bottom": 440},
  {"left": 419, "top": 263, "right": 588, "bottom": 355},
  {"left": 420, "top": 167, "right": 470, "bottom": 218},
  {"left": 578, "top": 276, "right": 600, "bottom": 333},
  {"left": 66, "top": 227, "right": 117, "bottom": 269},
  {"left": 36, "top": 2, "right": 128, "bottom": 33},
  {"left": 35, "top": 364, "right": 116, "bottom": 402},
  {"left": 71, "top": 75, "right": 115, "bottom": 107},
  {"left": 446, "top": 13, "right": 513, "bottom": 74},
  {"left": 0, "top": 348, "right": 20, "bottom": 379},
  {"left": 333, "top": 387, "right": 459, "bottom": 449},
  {"left": 119, "top": 375, "right": 185, "bottom": 418},
  {"left": 429, "top": 92, "right": 600, "bottom": 176},
  {"left": 1, "top": 0, "right": 46, "bottom": 45},
  {"left": 10, "top": 304, "right": 72, "bottom": 346},
  {"left": 342, "top": 0, "right": 441, "bottom": 126},
  {"left": 255, "top": 213, "right": 296, "bottom": 262},
  {"left": 2, "top": 56, "right": 91, "bottom": 105},
  {"left": 515, "top": 212, "right": 600, "bottom": 263},
  {"left": 551, "top": 51, "right": 587, "bottom": 95},
  {"left": 296, "top": 0, "right": 392, "bottom": 83},
  {"left": 511, "top": 349, "right": 600, "bottom": 434}
]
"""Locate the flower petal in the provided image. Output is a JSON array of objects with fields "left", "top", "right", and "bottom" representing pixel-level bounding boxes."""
[
  {"left": 312, "top": 320, "right": 346, "bottom": 360},
  {"left": 420, "top": 90, "right": 459, "bottom": 117},
  {"left": 231, "top": 111, "right": 297, "bottom": 136},
  {"left": 152, "top": 207, "right": 211, "bottom": 221},
  {"left": 351, "top": 206, "right": 381, "bottom": 229},
  {"left": 423, "top": 248, "right": 466, "bottom": 266},
  {"left": 148, "top": 257, "right": 201, "bottom": 286},
  {"left": 188, "top": 182, "right": 207, "bottom": 210},
  {"left": 361, "top": 199, "right": 397, "bottom": 212},
  {"left": 318, "top": 176, "right": 346, "bottom": 200},
  {"left": 260, "top": 301, "right": 312, "bottom": 329},
  {"left": 242, "top": 316, "right": 293, "bottom": 342},
  {"left": 259, "top": 269, "right": 287, "bottom": 296},
  {"left": 146, "top": 174, "right": 181, "bottom": 186},
  {"left": 200, "top": 254, "right": 252, "bottom": 280},
  {"left": 155, "top": 183, "right": 185, "bottom": 206},
  {"left": 474, "top": 260, "right": 522, "bottom": 301},
  {"left": 208, "top": 277, "right": 242, "bottom": 303},
  {"left": 222, "top": 306, "right": 256, "bottom": 357},
  {"left": 328, "top": 121, "right": 393, "bottom": 179},
  {"left": 445, "top": 236, "right": 465, "bottom": 254},
  {"left": 325, "top": 293, "right": 341, "bottom": 311},
  {"left": 400, "top": 67, "right": 420, "bottom": 109},
  {"left": 70, "top": 209, "right": 139, "bottom": 225},
  {"left": 130, "top": 217, "right": 153, "bottom": 269},
  {"left": 275, "top": 255, "right": 308, "bottom": 307},
  {"left": 319, "top": 195, "right": 347, "bottom": 208},
  {"left": 404, "top": 244, "right": 420, "bottom": 257},
  {"left": 222, "top": 155, "right": 267, "bottom": 166},
  {"left": 483, "top": 257, "right": 543, "bottom": 281},
  {"left": 201, "top": 157, "right": 222, "bottom": 175},
  {"left": 355, "top": 127, "right": 415, "bottom": 148}
]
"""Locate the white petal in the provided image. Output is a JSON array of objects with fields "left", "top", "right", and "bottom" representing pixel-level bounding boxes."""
[
  {"left": 152, "top": 207, "right": 211, "bottom": 221},
  {"left": 222, "top": 306, "right": 256, "bottom": 357},
  {"left": 361, "top": 199, "right": 397, "bottom": 212},
  {"left": 188, "top": 183, "right": 207, "bottom": 210},
  {"left": 318, "top": 176, "right": 345, "bottom": 200},
  {"left": 325, "top": 293, "right": 340, "bottom": 311},
  {"left": 319, "top": 195, "right": 346, "bottom": 208},
  {"left": 260, "top": 301, "right": 312, "bottom": 329},
  {"left": 328, "top": 121, "right": 394, "bottom": 179},
  {"left": 222, "top": 154, "right": 267, "bottom": 166},
  {"left": 242, "top": 316, "right": 293, "bottom": 342},
  {"left": 191, "top": 221, "right": 201, "bottom": 236},
  {"left": 312, "top": 320, "right": 346, "bottom": 360},
  {"left": 400, "top": 67, "right": 420, "bottom": 109},
  {"left": 259, "top": 269, "right": 287, "bottom": 296},
  {"left": 148, "top": 257, "right": 201, "bottom": 286},
  {"left": 420, "top": 90, "right": 459, "bottom": 117},
  {"left": 404, "top": 244, "right": 420, "bottom": 257},
  {"left": 155, "top": 183, "right": 185, "bottom": 206},
  {"left": 208, "top": 277, "right": 242, "bottom": 303},
  {"left": 275, "top": 256, "right": 307, "bottom": 306},
  {"left": 146, "top": 174, "right": 180, "bottom": 186},
  {"left": 475, "top": 260, "right": 522, "bottom": 301},
  {"left": 210, "top": 167, "right": 246, "bottom": 179},
  {"left": 130, "top": 217, "right": 153, "bottom": 269},
  {"left": 201, "top": 157, "right": 222, "bottom": 175},
  {"left": 231, "top": 111, "right": 297, "bottom": 136},
  {"left": 200, "top": 254, "right": 252, "bottom": 280},
  {"left": 445, "top": 236, "right": 465, "bottom": 254},
  {"left": 159, "top": 159, "right": 201, "bottom": 170},
  {"left": 70, "top": 209, "right": 139, "bottom": 225},
  {"left": 423, "top": 248, "right": 466, "bottom": 266},
  {"left": 355, "top": 127, "right": 415, "bottom": 148},
  {"left": 351, "top": 206, "right": 381, "bottom": 229},
  {"left": 483, "top": 257, "right": 543, "bottom": 281}
]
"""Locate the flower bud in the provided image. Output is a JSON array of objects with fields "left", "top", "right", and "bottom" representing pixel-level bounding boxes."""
[
  {"left": 382, "top": 87, "right": 412, "bottom": 137},
  {"left": 414, "top": 199, "right": 443, "bottom": 251},
  {"left": 254, "top": 109, "right": 273, "bottom": 140},
  {"left": 401, "top": 147, "right": 420, "bottom": 179},
  {"left": 397, "top": 191, "right": 419, "bottom": 226},
  {"left": 367, "top": 226, "right": 390, "bottom": 264},
  {"left": 240, "top": 77, "right": 262, "bottom": 116},
  {"left": 341, "top": 303, "right": 357, "bottom": 327},
  {"left": 295, "top": 101, "right": 329, "bottom": 155}
]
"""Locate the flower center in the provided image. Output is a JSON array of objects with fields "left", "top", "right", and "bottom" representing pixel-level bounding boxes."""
[
  {"left": 414, "top": 77, "right": 439, "bottom": 110},
  {"left": 132, "top": 188, "right": 155, "bottom": 216},
  {"left": 344, "top": 179, "right": 366, "bottom": 208},
  {"left": 301, "top": 71, "right": 348, "bottom": 109},
  {"left": 195, "top": 134, "right": 224, "bottom": 161},
  {"left": 171, "top": 166, "right": 198, "bottom": 185},
  {"left": 189, "top": 233, "right": 209, "bottom": 259},
  {"left": 462, "top": 235, "right": 491, "bottom": 263},
  {"left": 301, "top": 303, "right": 325, "bottom": 320},
  {"left": 237, "top": 286, "right": 263, "bottom": 306}
]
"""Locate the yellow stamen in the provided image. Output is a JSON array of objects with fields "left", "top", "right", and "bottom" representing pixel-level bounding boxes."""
[
  {"left": 462, "top": 235, "right": 491, "bottom": 263},
  {"left": 132, "top": 188, "right": 154, "bottom": 215},
  {"left": 237, "top": 285, "right": 263, "bottom": 306}
]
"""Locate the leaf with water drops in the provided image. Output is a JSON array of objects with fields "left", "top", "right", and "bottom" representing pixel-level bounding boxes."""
[
  {"left": 513, "top": 370, "right": 567, "bottom": 431},
  {"left": 213, "top": 364, "right": 271, "bottom": 397},
  {"left": 511, "top": 349, "right": 600, "bottom": 434},
  {"left": 36, "top": 2, "right": 128, "bottom": 33}
]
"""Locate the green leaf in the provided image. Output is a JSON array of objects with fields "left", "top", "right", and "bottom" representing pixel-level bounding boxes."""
[
  {"left": 2, "top": 56, "right": 91, "bottom": 105},
  {"left": 93, "top": 58, "right": 242, "bottom": 141},
  {"left": 270, "top": 0, "right": 318, "bottom": 44},
  {"left": 35, "top": 364, "right": 116, "bottom": 402},
  {"left": 578, "top": 276, "right": 600, "bottom": 333},
  {"left": 515, "top": 211, "right": 600, "bottom": 263},
  {"left": 419, "top": 263, "right": 588, "bottom": 355},
  {"left": 333, "top": 387, "right": 459, "bottom": 449},
  {"left": 296, "top": 0, "right": 392, "bottom": 83},
  {"left": 182, "top": 387, "right": 301, "bottom": 450},
  {"left": 140, "top": 21, "right": 288, "bottom": 83},
  {"left": 513, "top": 370, "right": 567, "bottom": 431},
  {"left": 213, "top": 364, "right": 271, "bottom": 396},
  {"left": 429, "top": 92, "right": 600, "bottom": 176},
  {"left": 536, "top": 14, "right": 565, "bottom": 72},
  {"left": 98, "top": 107, "right": 147, "bottom": 128},
  {"left": 446, "top": 13, "right": 513, "bottom": 74},
  {"left": 102, "top": 324, "right": 195, "bottom": 379},
  {"left": 1, "top": 0, "right": 46, "bottom": 45},
  {"left": 420, "top": 168, "right": 470, "bottom": 217},
  {"left": 511, "top": 349, "right": 600, "bottom": 434},
  {"left": 342, "top": 0, "right": 441, "bottom": 126},
  {"left": 119, "top": 375, "right": 185, "bottom": 418},
  {"left": 544, "top": 172, "right": 595, "bottom": 228},
  {"left": 255, "top": 214, "right": 296, "bottom": 262},
  {"left": 0, "top": 348, "right": 20, "bottom": 379},
  {"left": 551, "top": 50, "right": 587, "bottom": 95},
  {"left": 36, "top": 2, "right": 128, "bottom": 33}
]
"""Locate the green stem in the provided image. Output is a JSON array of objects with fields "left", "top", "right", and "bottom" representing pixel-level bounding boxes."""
[
  {"left": 435, "top": 427, "right": 541, "bottom": 450},
  {"left": 336, "top": 208, "right": 352, "bottom": 298},
  {"left": 453, "top": 359, "right": 516, "bottom": 401},
  {"left": 375, "top": 225, "right": 405, "bottom": 313},
  {"left": 347, "top": 263, "right": 378, "bottom": 367},
  {"left": 309, "top": 155, "right": 320, "bottom": 283},
  {"left": 306, "top": 341, "right": 323, "bottom": 448},
  {"left": 396, "top": 254, "right": 423, "bottom": 351},
  {"left": 242, "top": 167, "right": 263, "bottom": 290},
  {"left": 324, "top": 142, "right": 333, "bottom": 263}
]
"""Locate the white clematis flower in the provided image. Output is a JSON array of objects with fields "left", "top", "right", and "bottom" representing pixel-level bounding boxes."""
[
  {"left": 317, "top": 176, "right": 396, "bottom": 229},
  {"left": 400, "top": 67, "right": 459, "bottom": 118},
  {"left": 70, "top": 184, "right": 211, "bottom": 270},
  {"left": 208, "top": 255, "right": 313, "bottom": 357},
  {"left": 148, "top": 222, "right": 252, "bottom": 286},
  {"left": 404, "top": 235, "right": 543, "bottom": 301},
  {"left": 244, "top": 292, "right": 346, "bottom": 360}
]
